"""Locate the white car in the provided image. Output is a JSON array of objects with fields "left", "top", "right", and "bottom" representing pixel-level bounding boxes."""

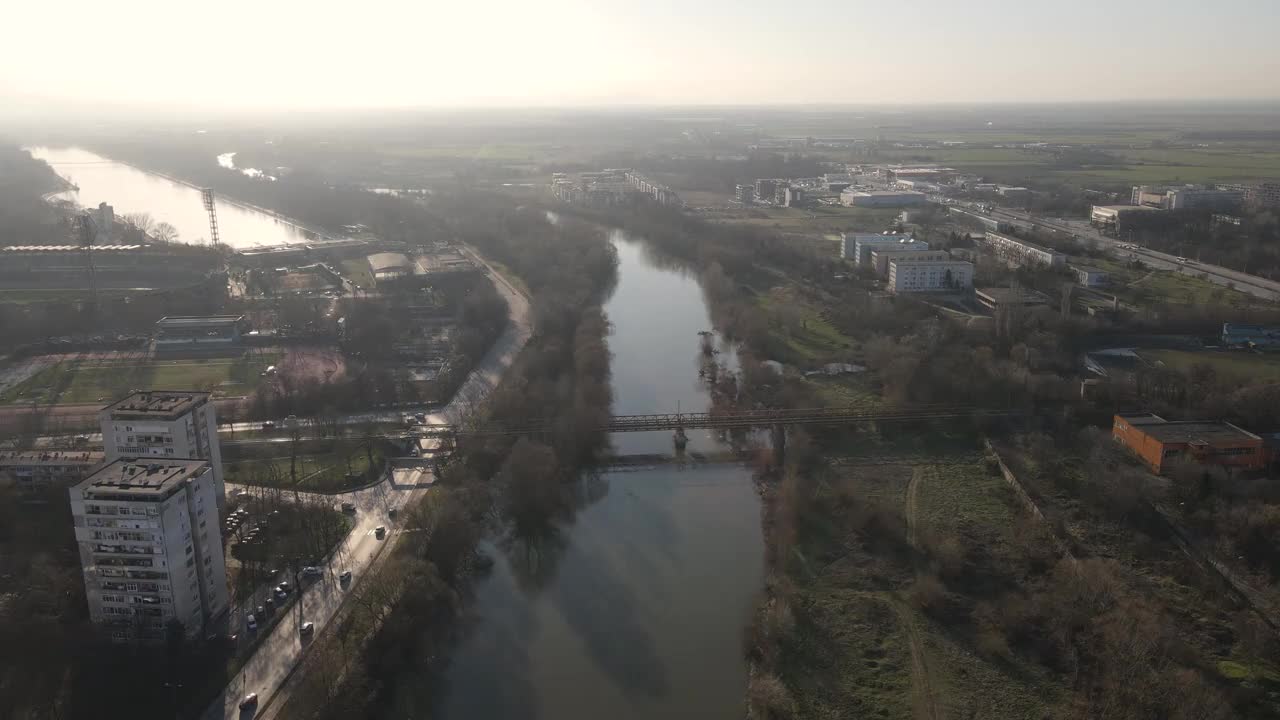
[
  {"left": 246, "top": 614, "right": 258, "bottom": 631},
  {"left": 302, "top": 566, "right": 322, "bottom": 577},
  {"left": 300, "top": 621, "right": 314, "bottom": 636}
]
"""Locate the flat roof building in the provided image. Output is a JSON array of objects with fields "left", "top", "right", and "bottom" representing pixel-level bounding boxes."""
[
  {"left": 887, "top": 259, "right": 973, "bottom": 294},
  {"left": 975, "top": 287, "right": 1051, "bottom": 312},
  {"left": 154, "top": 316, "right": 245, "bottom": 354},
  {"left": 367, "top": 252, "right": 414, "bottom": 283},
  {"left": 100, "top": 391, "right": 224, "bottom": 516},
  {"left": 1070, "top": 264, "right": 1110, "bottom": 288},
  {"left": 69, "top": 459, "right": 228, "bottom": 642},
  {"left": 1112, "top": 413, "right": 1266, "bottom": 474},
  {"left": 869, "top": 249, "right": 950, "bottom": 278},
  {"left": 982, "top": 231, "right": 1066, "bottom": 269},
  {"left": 842, "top": 233, "right": 924, "bottom": 263},
  {"left": 1091, "top": 204, "right": 1162, "bottom": 232},
  {"left": 840, "top": 189, "right": 927, "bottom": 208},
  {"left": 1131, "top": 185, "right": 1243, "bottom": 211},
  {"left": 0, "top": 449, "right": 104, "bottom": 492}
]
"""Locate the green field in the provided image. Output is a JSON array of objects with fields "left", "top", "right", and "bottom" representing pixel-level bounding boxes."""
[
  {"left": 706, "top": 204, "right": 900, "bottom": 234},
  {"left": 1, "top": 354, "right": 277, "bottom": 405},
  {"left": 225, "top": 443, "right": 387, "bottom": 493},
  {"left": 1139, "top": 348, "right": 1280, "bottom": 383},
  {"left": 340, "top": 258, "right": 375, "bottom": 288},
  {"left": 757, "top": 287, "right": 857, "bottom": 363}
]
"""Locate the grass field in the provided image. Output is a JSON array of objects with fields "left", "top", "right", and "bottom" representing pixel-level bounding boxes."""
[
  {"left": 757, "top": 287, "right": 857, "bottom": 363},
  {"left": 340, "top": 258, "right": 375, "bottom": 288},
  {"left": 225, "top": 443, "right": 387, "bottom": 493},
  {"left": 1085, "top": 255, "right": 1263, "bottom": 308},
  {"left": 706, "top": 204, "right": 899, "bottom": 234},
  {"left": 0, "top": 353, "right": 278, "bottom": 404},
  {"left": 0, "top": 289, "right": 132, "bottom": 306},
  {"left": 1139, "top": 348, "right": 1280, "bottom": 383}
]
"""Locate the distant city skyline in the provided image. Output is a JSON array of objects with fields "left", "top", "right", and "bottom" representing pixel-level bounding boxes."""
[{"left": 4, "top": 0, "right": 1279, "bottom": 111}]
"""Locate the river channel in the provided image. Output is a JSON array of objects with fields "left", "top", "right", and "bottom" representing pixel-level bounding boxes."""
[
  {"left": 27, "top": 146, "right": 319, "bottom": 249},
  {"left": 427, "top": 230, "right": 764, "bottom": 720}
]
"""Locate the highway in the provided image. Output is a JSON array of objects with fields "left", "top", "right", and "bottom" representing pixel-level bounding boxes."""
[
  {"left": 986, "top": 206, "right": 1280, "bottom": 301},
  {"left": 203, "top": 245, "right": 532, "bottom": 720}
]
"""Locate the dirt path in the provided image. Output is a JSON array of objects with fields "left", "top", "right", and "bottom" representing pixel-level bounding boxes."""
[
  {"left": 901, "top": 465, "right": 943, "bottom": 720},
  {"left": 905, "top": 466, "right": 924, "bottom": 549}
]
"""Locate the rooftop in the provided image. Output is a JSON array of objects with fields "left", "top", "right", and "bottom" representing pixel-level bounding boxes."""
[
  {"left": 155, "top": 315, "right": 244, "bottom": 329},
  {"left": 1, "top": 245, "right": 146, "bottom": 252},
  {"left": 1093, "top": 204, "right": 1163, "bottom": 213},
  {"left": 1137, "top": 420, "right": 1260, "bottom": 444},
  {"left": 984, "top": 231, "right": 1062, "bottom": 256},
  {"left": 76, "top": 459, "right": 208, "bottom": 499},
  {"left": 367, "top": 252, "right": 413, "bottom": 274},
  {"left": 102, "top": 391, "right": 210, "bottom": 420},
  {"left": 975, "top": 287, "right": 1051, "bottom": 305},
  {"left": 0, "top": 449, "right": 103, "bottom": 465}
]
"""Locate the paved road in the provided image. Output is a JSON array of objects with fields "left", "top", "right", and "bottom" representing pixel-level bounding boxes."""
[{"left": 204, "top": 249, "right": 532, "bottom": 720}]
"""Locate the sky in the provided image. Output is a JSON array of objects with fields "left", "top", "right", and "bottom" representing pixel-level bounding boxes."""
[{"left": 4, "top": 0, "right": 1279, "bottom": 111}]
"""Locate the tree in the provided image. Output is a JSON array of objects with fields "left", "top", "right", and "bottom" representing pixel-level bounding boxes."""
[
  {"left": 500, "top": 438, "right": 562, "bottom": 536},
  {"left": 152, "top": 222, "right": 179, "bottom": 243}
]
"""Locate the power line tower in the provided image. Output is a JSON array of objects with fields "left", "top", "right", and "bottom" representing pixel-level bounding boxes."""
[{"left": 200, "top": 188, "right": 221, "bottom": 246}]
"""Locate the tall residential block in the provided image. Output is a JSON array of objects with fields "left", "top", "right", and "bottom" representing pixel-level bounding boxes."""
[
  {"left": 100, "top": 391, "right": 225, "bottom": 515},
  {"left": 69, "top": 459, "right": 228, "bottom": 642}
]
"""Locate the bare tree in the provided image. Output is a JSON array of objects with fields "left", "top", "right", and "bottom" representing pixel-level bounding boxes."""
[{"left": 152, "top": 222, "right": 179, "bottom": 243}]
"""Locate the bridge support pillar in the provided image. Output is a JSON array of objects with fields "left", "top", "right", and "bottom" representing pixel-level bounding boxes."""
[{"left": 771, "top": 422, "right": 786, "bottom": 468}]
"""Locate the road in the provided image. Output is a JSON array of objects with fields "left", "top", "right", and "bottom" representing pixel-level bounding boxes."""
[
  {"left": 988, "top": 206, "right": 1280, "bottom": 301},
  {"left": 204, "top": 248, "right": 532, "bottom": 720}
]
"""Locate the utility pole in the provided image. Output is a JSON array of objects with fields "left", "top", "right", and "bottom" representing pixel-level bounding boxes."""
[{"left": 78, "top": 213, "right": 98, "bottom": 312}]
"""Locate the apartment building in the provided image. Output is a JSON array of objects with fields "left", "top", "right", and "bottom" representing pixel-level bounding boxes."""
[
  {"left": 100, "top": 391, "right": 224, "bottom": 515},
  {"left": 869, "top": 249, "right": 950, "bottom": 278},
  {"left": 69, "top": 459, "right": 228, "bottom": 642},
  {"left": 1131, "top": 185, "right": 1243, "bottom": 211},
  {"left": 982, "top": 231, "right": 1066, "bottom": 269},
  {"left": 1112, "top": 413, "right": 1266, "bottom": 474},
  {"left": 841, "top": 233, "right": 924, "bottom": 263},
  {"left": 0, "top": 449, "right": 103, "bottom": 492},
  {"left": 1218, "top": 182, "right": 1280, "bottom": 209},
  {"left": 887, "top": 259, "right": 973, "bottom": 293}
]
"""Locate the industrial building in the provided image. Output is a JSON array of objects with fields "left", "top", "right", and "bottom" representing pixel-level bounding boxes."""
[
  {"left": 69, "top": 459, "right": 228, "bottom": 642},
  {"left": 1131, "top": 185, "right": 1243, "bottom": 211},
  {"left": 869, "top": 249, "right": 950, "bottom": 278},
  {"left": 367, "top": 252, "right": 414, "bottom": 283},
  {"left": 887, "top": 259, "right": 973, "bottom": 293},
  {"left": 99, "top": 391, "right": 225, "bottom": 515},
  {"left": 1112, "top": 413, "right": 1266, "bottom": 474},
  {"left": 982, "top": 231, "right": 1066, "bottom": 268},
  {"left": 0, "top": 449, "right": 104, "bottom": 492},
  {"left": 840, "top": 189, "right": 927, "bottom": 208},
  {"left": 842, "top": 233, "right": 924, "bottom": 263},
  {"left": 1069, "top": 264, "right": 1110, "bottom": 287},
  {"left": 153, "top": 316, "right": 246, "bottom": 354},
  {"left": 997, "top": 186, "right": 1032, "bottom": 204},
  {"left": 0, "top": 244, "right": 215, "bottom": 290}
]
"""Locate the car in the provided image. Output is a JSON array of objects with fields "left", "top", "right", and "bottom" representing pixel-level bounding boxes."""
[
  {"left": 340, "top": 502, "right": 357, "bottom": 513},
  {"left": 261, "top": 421, "right": 276, "bottom": 430},
  {"left": 239, "top": 693, "right": 259, "bottom": 711},
  {"left": 375, "top": 526, "right": 387, "bottom": 539},
  {"left": 1176, "top": 256, "right": 1188, "bottom": 263},
  {"left": 300, "top": 621, "right": 314, "bottom": 636},
  {"left": 339, "top": 570, "right": 352, "bottom": 584},
  {"left": 265, "top": 597, "right": 275, "bottom": 610},
  {"left": 388, "top": 507, "right": 398, "bottom": 518},
  {"left": 278, "top": 579, "right": 290, "bottom": 592},
  {"left": 414, "top": 412, "right": 427, "bottom": 423},
  {"left": 302, "top": 566, "right": 322, "bottom": 577},
  {"left": 246, "top": 614, "right": 258, "bottom": 631},
  {"left": 256, "top": 604, "right": 265, "bottom": 616}
]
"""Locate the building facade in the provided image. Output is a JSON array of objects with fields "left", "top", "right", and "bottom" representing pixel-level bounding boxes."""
[
  {"left": 842, "top": 234, "right": 924, "bottom": 263},
  {"left": 1218, "top": 182, "right": 1280, "bottom": 209},
  {"left": 69, "top": 459, "right": 228, "bottom": 642},
  {"left": 1131, "top": 185, "right": 1243, "bottom": 211},
  {"left": 887, "top": 259, "right": 973, "bottom": 293},
  {"left": 840, "top": 189, "right": 927, "bottom": 208},
  {"left": 1222, "top": 323, "right": 1280, "bottom": 348},
  {"left": 1112, "top": 413, "right": 1266, "bottom": 474},
  {"left": 1069, "top": 264, "right": 1110, "bottom": 287},
  {"left": 0, "top": 449, "right": 103, "bottom": 492},
  {"left": 869, "top": 249, "right": 950, "bottom": 278},
  {"left": 100, "top": 392, "right": 225, "bottom": 515},
  {"left": 1090, "top": 204, "right": 1162, "bottom": 232},
  {"left": 982, "top": 231, "right": 1066, "bottom": 268},
  {"left": 735, "top": 184, "right": 755, "bottom": 204},
  {"left": 153, "top": 316, "right": 245, "bottom": 354}
]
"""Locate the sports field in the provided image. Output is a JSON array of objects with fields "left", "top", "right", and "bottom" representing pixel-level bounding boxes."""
[{"left": 0, "top": 351, "right": 278, "bottom": 404}]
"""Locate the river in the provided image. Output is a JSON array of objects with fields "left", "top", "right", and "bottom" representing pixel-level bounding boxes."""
[
  {"left": 427, "top": 227, "right": 764, "bottom": 720},
  {"left": 27, "top": 146, "right": 319, "bottom": 249}
]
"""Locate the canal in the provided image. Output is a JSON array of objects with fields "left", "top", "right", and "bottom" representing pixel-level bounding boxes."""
[
  {"left": 427, "top": 227, "right": 764, "bottom": 720},
  {"left": 27, "top": 146, "right": 319, "bottom": 249}
]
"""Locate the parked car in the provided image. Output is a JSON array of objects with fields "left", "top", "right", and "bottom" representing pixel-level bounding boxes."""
[
  {"left": 265, "top": 597, "right": 275, "bottom": 611},
  {"left": 339, "top": 570, "right": 352, "bottom": 584},
  {"left": 388, "top": 507, "right": 398, "bottom": 518},
  {"left": 239, "top": 693, "right": 259, "bottom": 712},
  {"left": 261, "top": 421, "right": 275, "bottom": 430},
  {"left": 340, "top": 502, "right": 356, "bottom": 513},
  {"left": 246, "top": 614, "right": 258, "bottom": 631},
  {"left": 278, "top": 579, "right": 290, "bottom": 592},
  {"left": 300, "top": 622, "right": 314, "bottom": 636},
  {"left": 302, "top": 566, "right": 322, "bottom": 577},
  {"left": 375, "top": 526, "right": 387, "bottom": 539}
]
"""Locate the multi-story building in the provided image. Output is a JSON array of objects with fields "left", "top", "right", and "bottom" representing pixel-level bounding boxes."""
[
  {"left": 1069, "top": 264, "right": 1110, "bottom": 287},
  {"left": 841, "top": 233, "right": 924, "bottom": 263},
  {"left": 982, "top": 231, "right": 1066, "bottom": 269},
  {"left": 840, "top": 189, "right": 927, "bottom": 208},
  {"left": 99, "top": 391, "right": 225, "bottom": 515},
  {"left": 1090, "top": 204, "right": 1163, "bottom": 233},
  {"left": 1131, "top": 185, "right": 1244, "bottom": 211},
  {"left": 69, "top": 458, "right": 228, "bottom": 642},
  {"left": 754, "top": 179, "right": 778, "bottom": 203},
  {"left": 0, "top": 449, "right": 104, "bottom": 492},
  {"left": 869, "top": 249, "right": 950, "bottom": 278},
  {"left": 735, "top": 184, "right": 755, "bottom": 205},
  {"left": 887, "top": 259, "right": 973, "bottom": 293},
  {"left": 1218, "top": 182, "right": 1280, "bottom": 209},
  {"left": 1112, "top": 413, "right": 1266, "bottom": 474},
  {"left": 784, "top": 186, "right": 805, "bottom": 207}
]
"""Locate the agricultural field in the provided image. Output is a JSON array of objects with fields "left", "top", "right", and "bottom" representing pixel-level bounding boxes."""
[{"left": 0, "top": 350, "right": 279, "bottom": 405}]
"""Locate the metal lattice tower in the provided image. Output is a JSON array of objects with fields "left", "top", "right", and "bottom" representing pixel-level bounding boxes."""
[
  {"left": 77, "top": 213, "right": 98, "bottom": 309},
  {"left": 200, "top": 188, "right": 221, "bottom": 246}
]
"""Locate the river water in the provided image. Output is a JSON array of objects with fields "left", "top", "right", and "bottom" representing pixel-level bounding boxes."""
[
  {"left": 27, "top": 146, "right": 318, "bottom": 248},
  {"left": 429, "top": 229, "right": 764, "bottom": 720}
]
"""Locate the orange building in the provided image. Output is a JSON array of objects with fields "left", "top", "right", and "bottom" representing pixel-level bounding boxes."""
[{"left": 1112, "top": 413, "right": 1267, "bottom": 474}]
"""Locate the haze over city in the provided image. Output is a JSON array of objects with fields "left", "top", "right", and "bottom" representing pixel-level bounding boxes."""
[{"left": 5, "top": 0, "right": 1280, "bottom": 111}]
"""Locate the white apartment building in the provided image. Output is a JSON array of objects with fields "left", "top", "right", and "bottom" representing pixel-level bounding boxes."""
[
  {"left": 982, "top": 231, "right": 1066, "bottom": 269},
  {"left": 869, "top": 249, "right": 950, "bottom": 278},
  {"left": 842, "top": 233, "right": 925, "bottom": 263},
  {"left": 100, "top": 391, "right": 225, "bottom": 515},
  {"left": 69, "top": 459, "right": 228, "bottom": 642},
  {"left": 887, "top": 260, "right": 973, "bottom": 294}
]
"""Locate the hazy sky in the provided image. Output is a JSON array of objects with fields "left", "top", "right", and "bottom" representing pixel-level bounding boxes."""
[{"left": 4, "top": 0, "right": 1279, "bottom": 110}]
